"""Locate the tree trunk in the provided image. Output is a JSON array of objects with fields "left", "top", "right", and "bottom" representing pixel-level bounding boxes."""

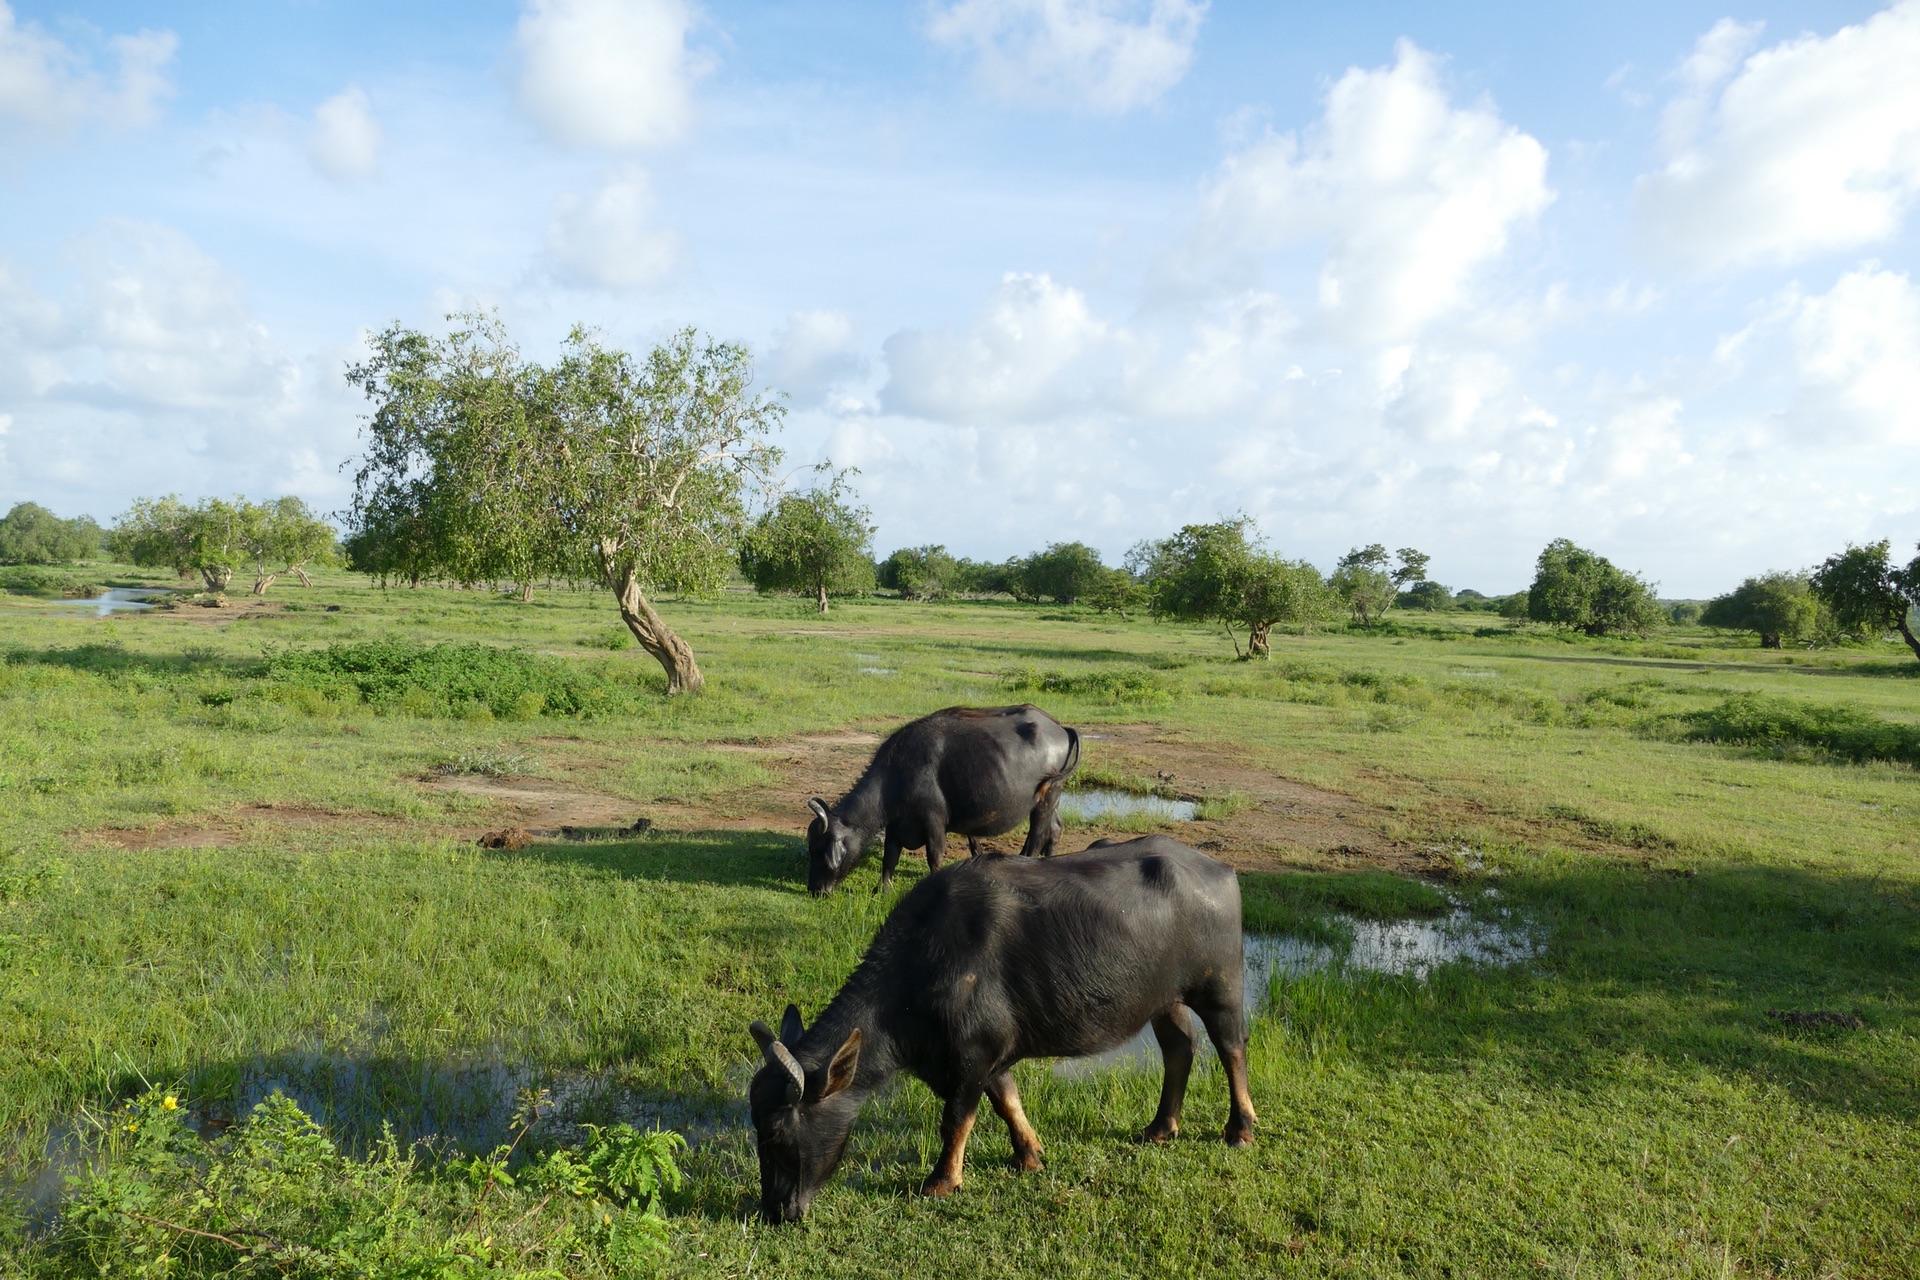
[
  {"left": 201, "top": 566, "right": 232, "bottom": 592},
  {"left": 1898, "top": 612, "right": 1920, "bottom": 662},
  {"left": 815, "top": 580, "right": 829, "bottom": 614},
  {"left": 252, "top": 573, "right": 278, "bottom": 596},
  {"left": 292, "top": 564, "right": 313, "bottom": 588},
  {"left": 612, "top": 565, "right": 704, "bottom": 694},
  {"left": 518, "top": 580, "right": 534, "bottom": 603},
  {"left": 1761, "top": 632, "right": 1781, "bottom": 649},
  {"left": 1248, "top": 621, "right": 1272, "bottom": 658}
]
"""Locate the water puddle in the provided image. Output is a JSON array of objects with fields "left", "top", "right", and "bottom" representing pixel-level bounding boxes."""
[
  {"left": 859, "top": 667, "right": 897, "bottom": 676},
  {"left": 1059, "top": 788, "right": 1197, "bottom": 822},
  {"left": 42, "top": 588, "right": 170, "bottom": 616},
  {"left": 1054, "top": 907, "right": 1538, "bottom": 1079}
]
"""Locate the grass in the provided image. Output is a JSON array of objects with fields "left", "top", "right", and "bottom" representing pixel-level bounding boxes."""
[{"left": 1, "top": 570, "right": 1917, "bottom": 1275}]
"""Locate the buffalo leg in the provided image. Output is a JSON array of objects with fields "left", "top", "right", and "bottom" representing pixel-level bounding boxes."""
[
  {"left": 967, "top": 836, "right": 983, "bottom": 858},
  {"left": 1019, "top": 780, "right": 1063, "bottom": 857},
  {"left": 878, "top": 828, "right": 905, "bottom": 891},
  {"left": 1143, "top": 1005, "right": 1195, "bottom": 1143},
  {"left": 924, "top": 826, "right": 948, "bottom": 873},
  {"left": 1193, "top": 1003, "right": 1257, "bottom": 1146},
  {"left": 985, "top": 1071, "right": 1043, "bottom": 1171},
  {"left": 922, "top": 1086, "right": 982, "bottom": 1197}
]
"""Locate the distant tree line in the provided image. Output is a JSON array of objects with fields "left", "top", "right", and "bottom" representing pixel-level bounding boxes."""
[
  {"left": 0, "top": 503, "right": 104, "bottom": 564},
  {"left": 110, "top": 495, "right": 338, "bottom": 594}
]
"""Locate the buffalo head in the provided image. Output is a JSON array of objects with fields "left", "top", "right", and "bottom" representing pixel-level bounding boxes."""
[
  {"left": 747, "top": 1005, "right": 864, "bottom": 1223},
  {"left": 805, "top": 798, "right": 863, "bottom": 895}
]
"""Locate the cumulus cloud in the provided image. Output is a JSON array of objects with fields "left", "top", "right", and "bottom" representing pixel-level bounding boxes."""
[
  {"left": 545, "top": 166, "right": 685, "bottom": 289},
  {"left": 768, "top": 310, "right": 867, "bottom": 405},
  {"left": 0, "top": 1, "right": 175, "bottom": 137},
  {"left": 515, "top": 0, "right": 699, "bottom": 150},
  {"left": 1199, "top": 41, "right": 1552, "bottom": 344},
  {"left": 1636, "top": 1, "right": 1920, "bottom": 269},
  {"left": 1787, "top": 264, "right": 1920, "bottom": 444},
  {"left": 880, "top": 272, "right": 1109, "bottom": 422},
  {"left": 1120, "top": 291, "right": 1295, "bottom": 420},
  {"left": 928, "top": 0, "right": 1206, "bottom": 114},
  {"left": 306, "top": 85, "right": 382, "bottom": 182}
]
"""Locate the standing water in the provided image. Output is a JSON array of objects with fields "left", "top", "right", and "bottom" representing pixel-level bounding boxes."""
[{"left": 43, "top": 588, "right": 170, "bottom": 616}]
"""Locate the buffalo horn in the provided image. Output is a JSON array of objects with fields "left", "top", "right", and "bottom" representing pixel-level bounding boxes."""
[
  {"left": 749, "top": 1020, "right": 806, "bottom": 1100},
  {"left": 807, "top": 797, "right": 830, "bottom": 822}
]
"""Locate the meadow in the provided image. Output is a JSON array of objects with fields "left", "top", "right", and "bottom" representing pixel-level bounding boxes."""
[{"left": 1, "top": 569, "right": 1916, "bottom": 1278}]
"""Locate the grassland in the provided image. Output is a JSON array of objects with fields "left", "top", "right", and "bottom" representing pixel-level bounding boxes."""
[{"left": 1, "top": 569, "right": 1916, "bottom": 1277}]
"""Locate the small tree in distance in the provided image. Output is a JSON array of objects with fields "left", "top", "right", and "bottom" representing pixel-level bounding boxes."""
[
  {"left": 1701, "top": 572, "right": 1819, "bottom": 648},
  {"left": 1526, "top": 538, "right": 1664, "bottom": 637},
  {"left": 1810, "top": 540, "right": 1920, "bottom": 661},
  {"left": 1331, "top": 544, "right": 1431, "bottom": 627},
  {"left": 877, "top": 545, "right": 960, "bottom": 600},
  {"left": 0, "top": 503, "right": 102, "bottom": 564},
  {"left": 1140, "top": 518, "right": 1334, "bottom": 656},
  {"left": 739, "top": 469, "right": 876, "bottom": 613},
  {"left": 1018, "top": 541, "right": 1108, "bottom": 604}
]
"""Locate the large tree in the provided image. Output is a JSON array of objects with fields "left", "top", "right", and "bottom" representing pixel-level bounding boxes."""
[
  {"left": 1017, "top": 541, "right": 1109, "bottom": 604},
  {"left": 0, "top": 503, "right": 102, "bottom": 564},
  {"left": 739, "top": 470, "right": 876, "bottom": 613},
  {"left": 111, "top": 496, "right": 250, "bottom": 591},
  {"left": 1330, "top": 543, "right": 1431, "bottom": 627},
  {"left": 877, "top": 545, "right": 960, "bottom": 600},
  {"left": 1526, "top": 538, "right": 1664, "bottom": 637},
  {"left": 1140, "top": 518, "right": 1334, "bottom": 656},
  {"left": 346, "top": 317, "right": 783, "bottom": 694},
  {"left": 245, "top": 497, "right": 339, "bottom": 594},
  {"left": 1701, "top": 571, "right": 1819, "bottom": 648},
  {"left": 1810, "top": 540, "right": 1920, "bottom": 660}
]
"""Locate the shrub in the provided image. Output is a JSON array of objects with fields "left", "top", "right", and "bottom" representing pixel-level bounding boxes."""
[
  {"left": 263, "top": 641, "right": 615, "bottom": 718},
  {"left": 1678, "top": 694, "right": 1920, "bottom": 766},
  {"left": 1007, "top": 666, "right": 1171, "bottom": 703}
]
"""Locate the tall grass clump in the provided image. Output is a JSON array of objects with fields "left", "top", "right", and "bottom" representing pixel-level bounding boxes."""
[
  {"left": 263, "top": 641, "right": 628, "bottom": 719},
  {"left": 1006, "top": 666, "right": 1170, "bottom": 704},
  {"left": 1678, "top": 694, "right": 1920, "bottom": 766}
]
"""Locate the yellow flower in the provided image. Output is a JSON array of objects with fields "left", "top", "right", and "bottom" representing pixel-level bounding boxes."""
[
  {"left": 125, "top": 1122, "right": 139, "bottom": 1132},
  {"left": 161, "top": 1096, "right": 178, "bottom": 1111}
]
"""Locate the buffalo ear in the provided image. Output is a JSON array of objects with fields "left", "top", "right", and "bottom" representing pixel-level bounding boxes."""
[
  {"left": 779, "top": 1004, "right": 805, "bottom": 1045},
  {"left": 818, "top": 1029, "right": 862, "bottom": 1101},
  {"left": 807, "top": 797, "right": 830, "bottom": 823}
]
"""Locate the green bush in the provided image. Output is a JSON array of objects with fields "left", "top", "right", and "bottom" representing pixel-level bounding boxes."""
[
  {"left": 1006, "top": 665, "right": 1170, "bottom": 703},
  {"left": 263, "top": 641, "right": 617, "bottom": 718},
  {"left": 1678, "top": 694, "right": 1920, "bottom": 766},
  {"left": 0, "top": 566, "right": 96, "bottom": 597}
]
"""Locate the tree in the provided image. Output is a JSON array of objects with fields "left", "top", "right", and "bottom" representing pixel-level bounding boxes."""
[
  {"left": 1085, "top": 566, "right": 1146, "bottom": 618},
  {"left": 952, "top": 557, "right": 1021, "bottom": 597},
  {"left": 877, "top": 545, "right": 960, "bottom": 600},
  {"left": 1526, "top": 538, "right": 1664, "bottom": 637},
  {"left": 1700, "top": 573, "right": 1818, "bottom": 648},
  {"left": 1140, "top": 518, "right": 1334, "bottom": 656},
  {"left": 1810, "top": 540, "right": 1920, "bottom": 660},
  {"left": 739, "top": 470, "right": 876, "bottom": 612},
  {"left": 111, "top": 496, "right": 252, "bottom": 591},
  {"left": 1018, "top": 541, "right": 1108, "bottom": 604},
  {"left": 346, "top": 318, "right": 783, "bottom": 695},
  {"left": 1331, "top": 544, "right": 1432, "bottom": 627},
  {"left": 1398, "top": 580, "right": 1452, "bottom": 612},
  {"left": 1668, "top": 601, "right": 1703, "bottom": 626},
  {"left": 245, "top": 497, "right": 339, "bottom": 594},
  {"left": 0, "top": 503, "right": 102, "bottom": 564}
]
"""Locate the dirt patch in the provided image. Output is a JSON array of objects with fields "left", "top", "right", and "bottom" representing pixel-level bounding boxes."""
[
  {"left": 420, "top": 775, "right": 646, "bottom": 830},
  {"left": 92, "top": 804, "right": 374, "bottom": 850}
]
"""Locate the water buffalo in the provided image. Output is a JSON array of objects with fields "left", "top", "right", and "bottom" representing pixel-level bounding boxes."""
[
  {"left": 805, "top": 704, "right": 1079, "bottom": 896},
  {"left": 748, "top": 835, "right": 1257, "bottom": 1223}
]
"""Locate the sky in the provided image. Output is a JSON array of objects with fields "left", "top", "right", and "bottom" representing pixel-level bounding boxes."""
[{"left": 1, "top": 0, "right": 1917, "bottom": 595}]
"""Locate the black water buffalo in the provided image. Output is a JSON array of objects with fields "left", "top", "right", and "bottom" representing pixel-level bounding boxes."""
[
  {"left": 805, "top": 704, "right": 1079, "bottom": 896},
  {"left": 748, "top": 835, "right": 1257, "bottom": 1223}
]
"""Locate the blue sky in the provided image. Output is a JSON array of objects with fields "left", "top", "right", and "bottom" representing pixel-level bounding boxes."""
[{"left": 2, "top": 0, "right": 1916, "bottom": 594}]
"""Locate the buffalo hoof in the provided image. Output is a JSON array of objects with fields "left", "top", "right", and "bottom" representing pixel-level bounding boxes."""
[
  {"left": 1141, "top": 1120, "right": 1179, "bottom": 1145},
  {"left": 1222, "top": 1120, "right": 1255, "bottom": 1148},
  {"left": 920, "top": 1175, "right": 961, "bottom": 1198},
  {"left": 1010, "top": 1151, "right": 1044, "bottom": 1172}
]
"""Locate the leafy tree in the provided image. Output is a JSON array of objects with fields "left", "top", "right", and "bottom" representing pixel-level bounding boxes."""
[
  {"left": 1526, "top": 538, "right": 1664, "bottom": 637},
  {"left": 952, "top": 557, "right": 1022, "bottom": 597},
  {"left": 1668, "top": 601, "right": 1703, "bottom": 626},
  {"left": 111, "top": 496, "right": 250, "bottom": 591},
  {"left": 1810, "top": 540, "right": 1920, "bottom": 661},
  {"left": 1331, "top": 544, "right": 1432, "bottom": 627},
  {"left": 1140, "top": 518, "right": 1334, "bottom": 656},
  {"left": 1700, "top": 573, "right": 1817, "bottom": 648},
  {"left": 245, "top": 497, "right": 339, "bottom": 594},
  {"left": 877, "top": 545, "right": 960, "bottom": 600},
  {"left": 1398, "top": 580, "right": 1451, "bottom": 612},
  {"left": 346, "top": 317, "right": 783, "bottom": 695},
  {"left": 0, "top": 503, "right": 102, "bottom": 564},
  {"left": 1085, "top": 566, "right": 1146, "bottom": 618},
  {"left": 739, "top": 469, "right": 876, "bottom": 612},
  {"left": 1018, "top": 541, "right": 1108, "bottom": 604}
]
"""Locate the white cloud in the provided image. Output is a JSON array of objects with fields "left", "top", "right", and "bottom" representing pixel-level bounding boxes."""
[
  {"left": 0, "top": 1, "right": 175, "bottom": 137},
  {"left": 1787, "top": 264, "right": 1920, "bottom": 444},
  {"left": 306, "top": 85, "right": 382, "bottom": 182},
  {"left": 1636, "top": 1, "right": 1920, "bottom": 269},
  {"left": 515, "top": 0, "right": 699, "bottom": 150},
  {"left": 545, "top": 165, "right": 685, "bottom": 289},
  {"left": 880, "top": 272, "right": 1108, "bottom": 422},
  {"left": 928, "top": 0, "right": 1205, "bottom": 114},
  {"left": 1120, "top": 291, "right": 1295, "bottom": 420},
  {"left": 768, "top": 310, "right": 867, "bottom": 405},
  {"left": 1199, "top": 41, "right": 1552, "bottom": 344}
]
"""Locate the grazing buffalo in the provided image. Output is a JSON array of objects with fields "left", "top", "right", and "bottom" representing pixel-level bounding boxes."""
[
  {"left": 805, "top": 704, "right": 1079, "bottom": 896},
  {"left": 748, "top": 836, "right": 1257, "bottom": 1223}
]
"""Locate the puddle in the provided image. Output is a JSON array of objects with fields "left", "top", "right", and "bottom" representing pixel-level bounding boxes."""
[
  {"left": 859, "top": 667, "right": 897, "bottom": 676},
  {"left": 1059, "top": 788, "right": 1197, "bottom": 822},
  {"left": 42, "top": 587, "right": 171, "bottom": 616},
  {"left": 1054, "top": 908, "right": 1538, "bottom": 1078}
]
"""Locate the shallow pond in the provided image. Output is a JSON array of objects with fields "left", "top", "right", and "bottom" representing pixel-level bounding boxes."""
[
  {"left": 1058, "top": 788, "right": 1197, "bottom": 822},
  {"left": 41, "top": 587, "right": 170, "bottom": 616}
]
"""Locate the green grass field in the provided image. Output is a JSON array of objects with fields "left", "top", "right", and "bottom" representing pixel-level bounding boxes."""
[{"left": 2, "top": 570, "right": 1916, "bottom": 1277}]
